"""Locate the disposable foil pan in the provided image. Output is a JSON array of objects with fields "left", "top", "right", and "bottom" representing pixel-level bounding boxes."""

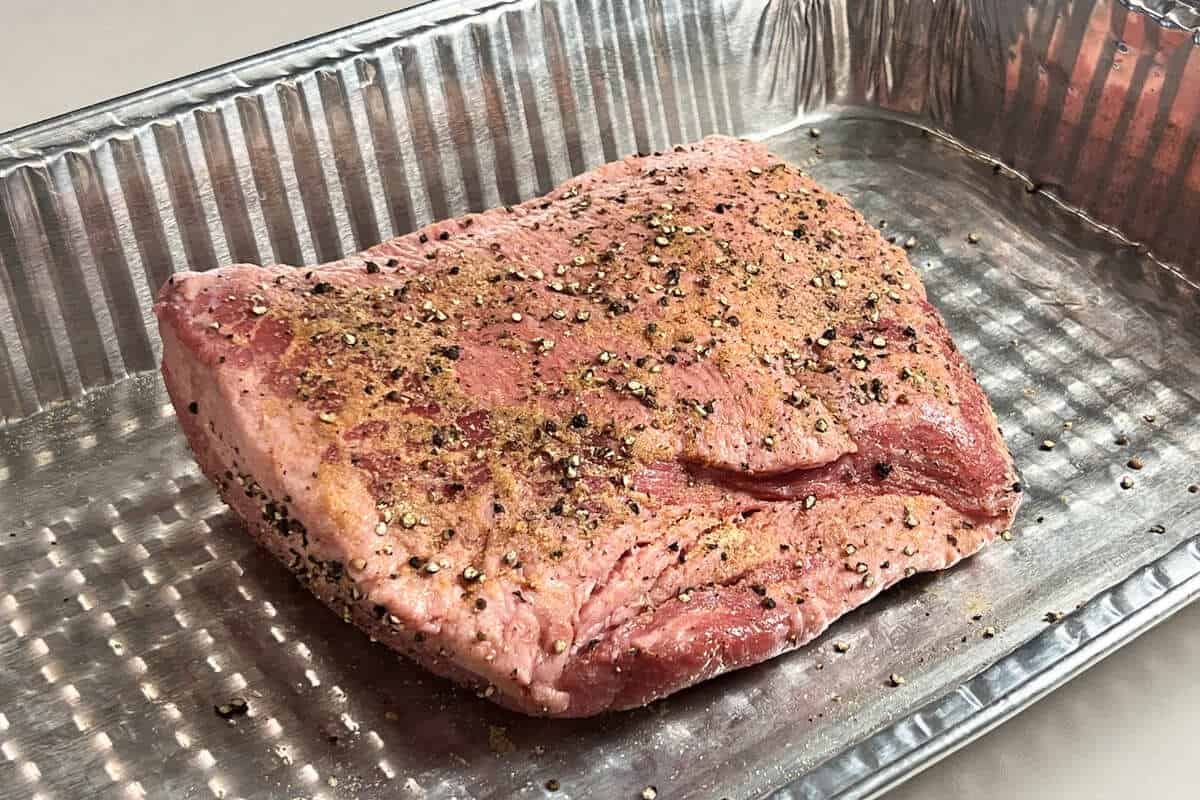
[{"left": 2, "top": 1, "right": 1199, "bottom": 797}]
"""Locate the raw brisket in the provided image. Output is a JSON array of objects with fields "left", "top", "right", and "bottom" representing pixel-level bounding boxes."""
[{"left": 155, "top": 136, "right": 1020, "bottom": 716}]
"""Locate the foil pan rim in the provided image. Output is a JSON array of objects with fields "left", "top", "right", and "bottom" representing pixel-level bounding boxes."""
[
  {"left": 1124, "top": 0, "right": 1200, "bottom": 37},
  {"left": 0, "top": 0, "right": 499, "bottom": 170},
  {"left": 3, "top": 0, "right": 1198, "bottom": 171}
]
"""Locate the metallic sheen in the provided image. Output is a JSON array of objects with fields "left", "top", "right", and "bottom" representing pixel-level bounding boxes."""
[{"left": 1, "top": 1, "right": 1199, "bottom": 798}]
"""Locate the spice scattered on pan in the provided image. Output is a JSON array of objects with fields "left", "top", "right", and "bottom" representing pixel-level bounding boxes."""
[
  {"left": 1114, "top": 433, "right": 1130, "bottom": 446},
  {"left": 488, "top": 725, "right": 515, "bottom": 755},
  {"left": 888, "top": 673, "right": 905, "bottom": 687},
  {"left": 1040, "top": 440, "right": 1056, "bottom": 451},
  {"left": 545, "top": 779, "right": 561, "bottom": 791},
  {"left": 981, "top": 626, "right": 996, "bottom": 638},
  {"left": 1120, "top": 476, "right": 1134, "bottom": 490},
  {"left": 1043, "top": 611, "right": 1064, "bottom": 623},
  {"left": 641, "top": 787, "right": 659, "bottom": 800},
  {"left": 967, "top": 232, "right": 981, "bottom": 244},
  {"left": 1126, "top": 456, "right": 1144, "bottom": 470},
  {"left": 833, "top": 640, "right": 850, "bottom": 653},
  {"left": 215, "top": 697, "right": 249, "bottom": 719},
  {"left": 1148, "top": 524, "right": 1166, "bottom": 535}
]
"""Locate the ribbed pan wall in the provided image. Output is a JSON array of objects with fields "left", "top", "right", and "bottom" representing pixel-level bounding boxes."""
[
  {"left": 0, "top": 0, "right": 1197, "bottom": 422},
  {"left": 733, "top": 0, "right": 1200, "bottom": 274}
]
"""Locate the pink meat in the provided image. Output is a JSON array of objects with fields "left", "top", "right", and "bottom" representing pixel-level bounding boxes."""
[{"left": 155, "top": 135, "right": 1020, "bottom": 716}]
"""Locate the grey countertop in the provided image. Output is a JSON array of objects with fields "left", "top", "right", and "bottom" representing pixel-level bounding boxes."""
[{"left": 2, "top": 2, "right": 1195, "bottom": 797}]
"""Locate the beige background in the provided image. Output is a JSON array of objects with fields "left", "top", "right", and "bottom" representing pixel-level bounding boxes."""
[{"left": 2, "top": 2, "right": 1197, "bottom": 798}]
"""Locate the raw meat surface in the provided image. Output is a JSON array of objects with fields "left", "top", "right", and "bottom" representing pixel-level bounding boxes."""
[{"left": 155, "top": 135, "right": 1020, "bottom": 716}]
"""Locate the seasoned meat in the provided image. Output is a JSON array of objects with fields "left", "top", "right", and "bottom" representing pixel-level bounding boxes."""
[{"left": 155, "top": 135, "right": 1020, "bottom": 717}]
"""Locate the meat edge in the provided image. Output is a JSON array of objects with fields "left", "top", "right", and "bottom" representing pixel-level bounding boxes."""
[{"left": 157, "top": 308, "right": 566, "bottom": 712}]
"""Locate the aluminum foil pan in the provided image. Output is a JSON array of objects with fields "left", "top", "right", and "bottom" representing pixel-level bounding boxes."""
[{"left": 2, "top": 1, "right": 1199, "bottom": 798}]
